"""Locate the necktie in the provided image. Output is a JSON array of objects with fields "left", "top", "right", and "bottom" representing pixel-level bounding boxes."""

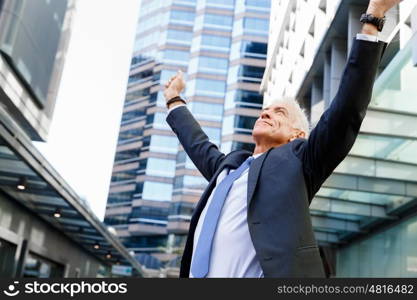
[{"left": 191, "top": 156, "right": 255, "bottom": 278}]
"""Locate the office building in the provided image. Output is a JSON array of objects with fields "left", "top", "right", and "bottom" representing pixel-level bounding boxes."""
[
  {"left": 262, "top": 0, "right": 417, "bottom": 277},
  {"left": 105, "top": 0, "right": 271, "bottom": 275},
  {"left": 0, "top": 0, "right": 143, "bottom": 277}
]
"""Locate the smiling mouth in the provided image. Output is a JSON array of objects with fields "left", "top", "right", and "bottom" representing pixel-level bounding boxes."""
[{"left": 260, "top": 120, "right": 272, "bottom": 126}]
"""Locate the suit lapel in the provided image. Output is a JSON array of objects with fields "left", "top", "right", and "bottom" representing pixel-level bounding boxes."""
[
  {"left": 247, "top": 148, "right": 272, "bottom": 207},
  {"left": 190, "top": 150, "right": 251, "bottom": 226}
]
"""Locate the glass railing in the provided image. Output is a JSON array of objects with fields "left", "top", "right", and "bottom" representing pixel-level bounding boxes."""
[
  {"left": 371, "top": 32, "right": 417, "bottom": 114},
  {"left": 343, "top": 32, "right": 417, "bottom": 182},
  {"left": 351, "top": 134, "right": 417, "bottom": 165},
  {"left": 312, "top": 32, "right": 417, "bottom": 241},
  {"left": 316, "top": 187, "right": 413, "bottom": 206}
]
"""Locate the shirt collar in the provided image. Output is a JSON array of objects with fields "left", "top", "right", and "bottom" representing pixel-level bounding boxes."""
[{"left": 252, "top": 152, "right": 264, "bottom": 159}]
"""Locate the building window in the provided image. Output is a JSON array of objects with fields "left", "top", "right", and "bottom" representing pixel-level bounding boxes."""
[
  {"left": 201, "top": 34, "right": 231, "bottom": 48},
  {"left": 23, "top": 253, "right": 65, "bottom": 278},
  {"left": 221, "top": 141, "right": 255, "bottom": 153},
  {"left": 222, "top": 115, "right": 257, "bottom": 135},
  {"left": 188, "top": 78, "right": 226, "bottom": 97},
  {"left": 146, "top": 112, "right": 169, "bottom": 129},
  {"left": 241, "top": 41, "right": 267, "bottom": 58},
  {"left": 204, "top": 13, "right": 233, "bottom": 27},
  {"left": 170, "top": 10, "right": 196, "bottom": 24},
  {"left": 174, "top": 175, "right": 207, "bottom": 190},
  {"left": 198, "top": 56, "right": 229, "bottom": 73},
  {"left": 163, "top": 50, "right": 190, "bottom": 62},
  {"left": 104, "top": 214, "right": 130, "bottom": 226},
  {"left": 121, "top": 108, "right": 146, "bottom": 122},
  {"left": 228, "top": 65, "right": 265, "bottom": 84},
  {"left": 177, "top": 151, "right": 187, "bottom": 164},
  {"left": 172, "top": 235, "right": 187, "bottom": 248},
  {"left": 173, "top": 0, "right": 198, "bottom": 6},
  {"left": 196, "top": 78, "right": 226, "bottom": 92},
  {"left": 142, "top": 181, "right": 173, "bottom": 201},
  {"left": 130, "top": 206, "right": 169, "bottom": 222},
  {"left": 239, "top": 65, "right": 265, "bottom": 79},
  {"left": 118, "top": 128, "right": 143, "bottom": 143},
  {"left": 119, "top": 236, "right": 167, "bottom": 249},
  {"left": 206, "top": 0, "right": 235, "bottom": 7},
  {"left": 114, "top": 149, "right": 139, "bottom": 162},
  {"left": 245, "top": 0, "right": 270, "bottom": 7},
  {"left": 145, "top": 158, "right": 176, "bottom": 177},
  {"left": 134, "top": 31, "right": 160, "bottom": 52},
  {"left": 166, "top": 29, "right": 193, "bottom": 44},
  {"left": 128, "top": 69, "right": 153, "bottom": 85},
  {"left": 242, "top": 17, "right": 269, "bottom": 34},
  {"left": 107, "top": 191, "right": 134, "bottom": 204},
  {"left": 202, "top": 126, "right": 221, "bottom": 143},
  {"left": 149, "top": 135, "right": 179, "bottom": 154},
  {"left": 169, "top": 202, "right": 195, "bottom": 216},
  {"left": 225, "top": 90, "right": 263, "bottom": 109},
  {"left": 189, "top": 101, "right": 224, "bottom": 121},
  {"left": 111, "top": 169, "right": 137, "bottom": 183},
  {"left": 231, "top": 40, "right": 267, "bottom": 60},
  {"left": 125, "top": 88, "right": 150, "bottom": 102}
]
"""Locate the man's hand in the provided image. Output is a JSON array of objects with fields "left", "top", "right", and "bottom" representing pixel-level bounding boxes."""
[
  {"left": 362, "top": 0, "right": 403, "bottom": 35},
  {"left": 164, "top": 70, "right": 186, "bottom": 108},
  {"left": 367, "top": 0, "right": 403, "bottom": 17}
]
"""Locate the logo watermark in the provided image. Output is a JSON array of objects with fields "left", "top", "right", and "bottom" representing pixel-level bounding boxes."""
[
  {"left": 3, "top": 281, "right": 20, "bottom": 297},
  {"left": 2, "top": 281, "right": 127, "bottom": 297}
]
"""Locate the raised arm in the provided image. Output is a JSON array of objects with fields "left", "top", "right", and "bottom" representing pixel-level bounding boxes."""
[
  {"left": 164, "top": 71, "right": 225, "bottom": 181},
  {"left": 294, "top": 0, "right": 401, "bottom": 200}
]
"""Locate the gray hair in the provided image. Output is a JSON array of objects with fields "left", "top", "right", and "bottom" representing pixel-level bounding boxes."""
[{"left": 267, "top": 97, "right": 310, "bottom": 138}]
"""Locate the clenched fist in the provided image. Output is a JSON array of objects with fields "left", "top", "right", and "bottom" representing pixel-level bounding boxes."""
[
  {"left": 367, "top": 0, "right": 403, "bottom": 17},
  {"left": 164, "top": 70, "right": 186, "bottom": 102}
]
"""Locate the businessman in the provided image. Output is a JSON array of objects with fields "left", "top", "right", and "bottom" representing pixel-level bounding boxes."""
[{"left": 163, "top": 0, "right": 401, "bottom": 278}]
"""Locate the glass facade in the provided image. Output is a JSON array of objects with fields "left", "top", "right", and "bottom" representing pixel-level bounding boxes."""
[
  {"left": 0, "top": 0, "right": 68, "bottom": 106},
  {"left": 222, "top": 115, "right": 257, "bottom": 135},
  {"left": 331, "top": 37, "right": 417, "bottom": 267},
  {"left": 337, "top": 213, "right": 417, "bottom": 277},
  {"left": 0, "top": 0, "right": 143, "bottom": 278},
  {"left": 105, "top": 0, "right": 271, "bottom": 269},
  {"left": 279, "top": 0, "right": 417, "bottom": 275}
]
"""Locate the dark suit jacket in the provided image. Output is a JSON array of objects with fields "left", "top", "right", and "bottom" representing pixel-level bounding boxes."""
[{"left": 166, "top": 39, "right": 386, "bottom": 278}]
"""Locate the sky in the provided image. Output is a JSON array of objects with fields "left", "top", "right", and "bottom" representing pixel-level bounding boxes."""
[{"left": 34, "top": 0, "right": 141, "bottom": 221}]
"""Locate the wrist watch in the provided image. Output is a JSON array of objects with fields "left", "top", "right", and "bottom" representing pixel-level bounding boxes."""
[
  {"left": 166, "top": 96, "right": 186, "bottom": 108},
  {"left": 360, "top": 13, "right": 386, "bottom": 32}
]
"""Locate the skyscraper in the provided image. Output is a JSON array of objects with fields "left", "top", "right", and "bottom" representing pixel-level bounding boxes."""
[
  {"left": 0, "top": 0, "right": 143, "bottom": 278},
  {"left": 105, "top": 0, "right": 270, "bottom": 274}
]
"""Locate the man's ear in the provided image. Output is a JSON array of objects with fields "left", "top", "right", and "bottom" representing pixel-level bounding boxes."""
[
  {"left": 289, "top": 130, "right": 306, "bottom": 141},
  {"left": 297, "top": 130, "right": 306, "bottom": 139}
]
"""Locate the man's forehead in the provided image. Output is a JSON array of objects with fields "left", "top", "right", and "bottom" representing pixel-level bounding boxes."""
[{"left": 263, "top": 102, "right": 291, "bottom": 111}]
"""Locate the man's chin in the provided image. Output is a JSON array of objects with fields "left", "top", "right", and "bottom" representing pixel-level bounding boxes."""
[{"left": 252, "top": 129, "right": 268, "bottom": 140}]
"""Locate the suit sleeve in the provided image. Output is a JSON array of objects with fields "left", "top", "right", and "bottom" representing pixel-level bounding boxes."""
[
  {"left": 166, "top": 105, "right": 225, "bottom": 181},
  {"left": 293, "top": 39, "right": 386, "bottom": 202}
]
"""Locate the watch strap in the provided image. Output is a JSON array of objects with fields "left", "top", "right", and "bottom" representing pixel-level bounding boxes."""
[
  {"left": 360, "top": 13, "right": 386, "bottom": 32},
  {"left": 166, "top": 96, "right": 186, "bottom": 108}
]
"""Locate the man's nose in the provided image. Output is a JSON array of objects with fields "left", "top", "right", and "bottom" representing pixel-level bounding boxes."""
[{"left": 260, "top": 110, "right": 270, "bottom": 119}]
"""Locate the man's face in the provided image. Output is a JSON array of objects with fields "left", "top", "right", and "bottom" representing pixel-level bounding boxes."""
[{"left": 252, "top": 102, "right": 303, "bottom": 146}]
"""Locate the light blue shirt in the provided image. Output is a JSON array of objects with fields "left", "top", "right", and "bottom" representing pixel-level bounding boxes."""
[{"left": 190, "top": 153, "right": 263, "bottom": 278}]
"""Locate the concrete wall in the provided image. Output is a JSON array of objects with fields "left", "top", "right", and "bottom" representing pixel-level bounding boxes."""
[{"left": 0, "top": 192, "right": 105, "bottom": 277}]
